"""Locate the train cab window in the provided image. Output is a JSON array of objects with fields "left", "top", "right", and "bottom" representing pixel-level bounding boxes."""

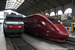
[
  {"left": 5, "top": 17, "right": 21, "bottom": 21},
  {"left": 47, "top": 17, "right": 59, "bottom": 23},
  {"left": 38, "top": 19, "right": 41, "bottom": 22}
]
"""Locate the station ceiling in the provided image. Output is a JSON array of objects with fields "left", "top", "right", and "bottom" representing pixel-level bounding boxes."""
[
  {"left": 0, "top": 0, "right": 75, "bottom": 16},
  {"left": 0, "top": 0, "right": 6, "bottom": 11}
]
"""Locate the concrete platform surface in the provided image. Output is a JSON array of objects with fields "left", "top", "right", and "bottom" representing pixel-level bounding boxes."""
[
  {"left": 0, "top": 24, "right": 6, "bottom": 50},
  {"left": 67, "top": 31, "right": 75, "bottom": 41},
  {"left": 21, "top": 33, "right": 69, "bottom": 50},
  {"left": 68, "top": 31, "right": 75, "bottom": 38}
]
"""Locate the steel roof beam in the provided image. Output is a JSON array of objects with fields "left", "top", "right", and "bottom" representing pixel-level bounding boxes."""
[
  {"left": 21, "top": 2, "right": 39, "bottom": 11},
  {"left": 18, "top": 0, "right": 33, "bottom": 12},
  {"left": 27, "top": 4, "right": 40, "bottom": 11},
  {"left": 24, "top": 2, "right": 42, "bottom": 13},
  {"left": 56, "top": 0, "right": 63, "bottom": 6},
  {"left": 21, "top": 6, "right": 39, "bottom": 15},
  {"left": 24, "top": 0, "right": 47, "bottom": 12},
  {"left": 25, "top": 7, "right": 40, "bottom": 14},
  {"left": 16, "top": 0, "right": 28, "bottom": 11},
  {"left": 33, "top": 0, "right": 47, "bottom": 9},
  {"left": 0, "top": 0, "right": 6, "bottom": 1},
  {"left": 24, "top": 6, "right": 40, "bottom": 13},
  {"left": 24, "top": 2, "right": 43, "bottom": 11},
  {"left": 44, "top": 0, "right": 55, "bottom": 8},
  {"left": 17, "top": 0, "right": 46, "bottom": 14}
]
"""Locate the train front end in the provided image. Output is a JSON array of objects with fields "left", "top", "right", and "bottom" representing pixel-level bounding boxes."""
[
  {"left": 4, "top": 15, "right": 24, "bottom": 37},
  {"left": 45, "top": 17, "right": 69, "bottom": 42},
  {"left": 52, "top": 23, "right": 69, "bottom": 42}
]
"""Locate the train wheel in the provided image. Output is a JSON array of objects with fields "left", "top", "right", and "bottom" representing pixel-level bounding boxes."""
[
  {"left": 35, "top": 33, "right": 39, "bottom": 36},
  {"left": 39, "top": 33, "right": 44, "bottom": 38}
]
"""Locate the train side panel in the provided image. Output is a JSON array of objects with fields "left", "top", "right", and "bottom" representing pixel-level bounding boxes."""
[
  {"left": 23, "top": 14, "right": 69, "bottom": 42},
  {"left": 32, "top": 15, "right": 58, "bottom": 37},
  {"left": 32, "top": 15, "right": 47, "bottom": 35}
]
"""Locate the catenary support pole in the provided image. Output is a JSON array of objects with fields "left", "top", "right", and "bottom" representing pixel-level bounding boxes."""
[
  {"left": 47, "top": 0, "right": 49, "bottom": 15},
  {"left": 40, "top": 0, "right": 42, "bottom": 13},
  {"left": 72, "top": 0, "right": 74, "bottom": 21},
  {"left": 57, "top": 0, "right": 58, "bottom": 20}
]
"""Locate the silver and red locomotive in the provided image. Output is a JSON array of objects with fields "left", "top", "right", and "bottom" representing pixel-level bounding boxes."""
[{"left": 3, "top": 14, "right": 24, "bottom": 37}]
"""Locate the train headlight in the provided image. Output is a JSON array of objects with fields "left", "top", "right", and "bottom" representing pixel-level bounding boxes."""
[
  {"left": 56, "top": 28, "right": 60, "bottom": 30},
  {"left": 5, "top": 25, "right": 7, "bottom": 28},
  {"left": 9, "top": 25, "right": 11, "bottom": 28},
  {"left": 18, "top": 26, "right": 22, "bottom": 28}
]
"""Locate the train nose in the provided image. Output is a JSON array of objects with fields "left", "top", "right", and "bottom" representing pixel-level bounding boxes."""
[
  {"left": 58, "top": 32, "right": 69, "bottom": 38},
  {"left": 63, "top": 33, "right": 69, "bottom": 38}
]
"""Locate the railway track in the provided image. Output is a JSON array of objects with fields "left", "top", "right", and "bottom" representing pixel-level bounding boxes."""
[
  {"left": 44, "top": 39, "right": 75, "bottom": 50},
  {"left": 38, "top": 37, "right": 75, "bottom": 50},
  {"left": 9, "top": 34, "right": 75, "bottom": 50},
  {"left": 10, "top": 38, "right": 19, "bottom": 50},
  {"left": 66, "top": 41, "right": 75, "bottom": 45},
  {"left": 59, "top": 42, "right": 75, "bottom": 50},
  {"left": 31, "top": 35, "right": 75, "bottom": 50},
  {"left": 21, "top": 33, "right": 75, "bottom": 50},
  {"left": 42, "top": 39, "right": 75, "bottom": 50},
  {"left": 10, "top": 37, "right": 36, "bottom": 50}
]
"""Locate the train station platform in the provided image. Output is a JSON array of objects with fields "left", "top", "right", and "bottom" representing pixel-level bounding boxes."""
[
  {"left": 0, "top": 23, "right": 75, "bottom": 50},
  {"left": 21, "top": 33, "right": 71, "bottom": 50},
  {"left": 69, "top": 31, "right": 75, "bottom": 37},
  {"left": 0, "top": 24, "right": 6, "bottom": 50},
  {"left": 67, "top": 31, "right": 75, "bottom": 42}
]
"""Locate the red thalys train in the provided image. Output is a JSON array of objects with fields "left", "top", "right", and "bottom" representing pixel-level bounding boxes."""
[
  {"left": 3, "top": 14, "right": 24, "bottom": 37},
  {"left": 23, "top": 14, "right": 69, "bottom": 42}
]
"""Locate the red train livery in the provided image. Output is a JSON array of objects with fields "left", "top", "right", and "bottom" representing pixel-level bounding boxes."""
[
  {"left": 23, "top": 14, "right": 69, "bottom": 42},
  {"left": 3, "top": 14, "right": 24, "bottom": 37}
]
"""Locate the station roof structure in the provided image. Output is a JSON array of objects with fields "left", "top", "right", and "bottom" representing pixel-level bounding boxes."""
[
  {"left": 0, "top": 0, "right": 75, "bottom": 16},
  {"left": 0, "top": 0, "right": 6, "bottom": 11}
]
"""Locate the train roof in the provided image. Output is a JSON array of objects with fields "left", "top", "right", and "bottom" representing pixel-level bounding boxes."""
[
  {"left": 34, "top": 14, "right": 52, "bottom": 17},
  {"left": 25, "top": 14, "right": 52, "bottom": 18}
]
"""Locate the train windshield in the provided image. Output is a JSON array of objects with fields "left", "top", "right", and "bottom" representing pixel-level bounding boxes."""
[
  {"left": 47, "top": 17, "right": 59, "bottom": 23},
  {"left": 5, "top": 17, "right": 21, "bottom": 21}
]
